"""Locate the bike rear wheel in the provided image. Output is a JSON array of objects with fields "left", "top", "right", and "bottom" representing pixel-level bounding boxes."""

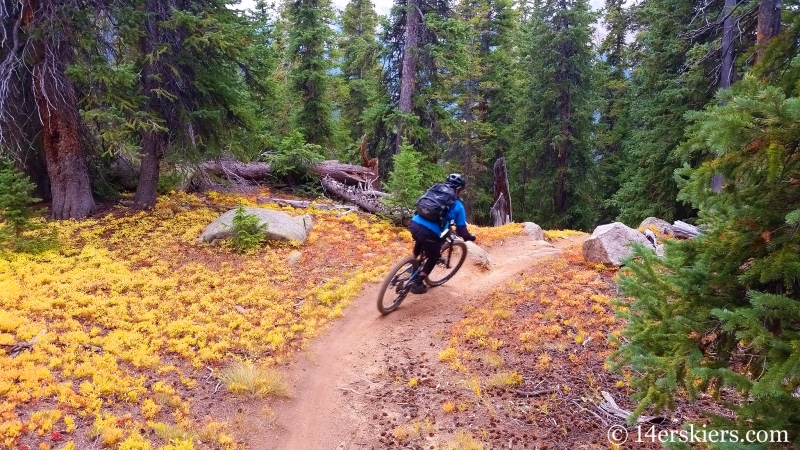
[
  {"left": 377, "top": 256, "right": 419, "bottom": 314},
  {"left": 426, "top": 240, "right": 467, "bottom": 286}
]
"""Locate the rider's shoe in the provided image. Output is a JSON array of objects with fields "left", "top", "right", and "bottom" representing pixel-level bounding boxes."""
[{"left": 409, "top": 279, "right": 428, "bottom": 294}]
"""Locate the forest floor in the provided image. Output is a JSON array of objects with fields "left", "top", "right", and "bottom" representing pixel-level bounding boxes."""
[
  {"left": 2, "top": 188, "right": 719, "bottom": 450},
  {"left": 221, "top": 233, "right": 695, "bottom": 450}
]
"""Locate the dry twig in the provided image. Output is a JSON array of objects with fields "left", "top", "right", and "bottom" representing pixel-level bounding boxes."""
[
  {"left": 513, "top": 387, "right": 557, "bottom": 397},
  {"left": 0, "top": 329, "right": 46, "bottom": 357}
]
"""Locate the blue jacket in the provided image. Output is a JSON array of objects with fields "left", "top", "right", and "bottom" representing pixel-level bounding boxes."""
[{"left": 411, "top": 199, "right": 467, "bottom": 237}]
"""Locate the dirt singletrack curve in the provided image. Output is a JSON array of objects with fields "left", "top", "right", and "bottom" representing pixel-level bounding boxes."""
[{"left": 238, "top": 233, "right": 587, "bottom": 450}]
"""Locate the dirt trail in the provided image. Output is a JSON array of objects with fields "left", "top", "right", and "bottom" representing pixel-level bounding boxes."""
[{"left": 240, "top": 234, "right": 586, "bottom": 450}]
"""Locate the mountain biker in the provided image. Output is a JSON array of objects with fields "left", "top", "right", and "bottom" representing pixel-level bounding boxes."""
[{"left": 408, "top": 173, "right": 477, "bottom": 294}]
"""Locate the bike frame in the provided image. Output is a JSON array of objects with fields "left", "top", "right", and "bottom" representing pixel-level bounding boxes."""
[{"left": 415, "top": 227, "right": 456, "bottom": 275}]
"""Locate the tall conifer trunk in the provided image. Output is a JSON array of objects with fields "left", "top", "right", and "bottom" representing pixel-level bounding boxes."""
[
  {"left": 133, "top": 2, "right": 166, "bottom": 211},
  {"left": 756, "top": 0, "right": 781, "bottom": 63},
  {"left": 396, "top": 0, "right": 420, "bottom": 153},
  {"left": 25, "top": 0, "right": 95, "bottom": 219},
  {"left": 720, "top": 0, "right": 735, "bottom": 88},
  {"left": 133, "top": 129, "right": 165, "bottom": 210}
]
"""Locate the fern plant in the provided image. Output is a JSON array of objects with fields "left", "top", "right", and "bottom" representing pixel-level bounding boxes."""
[{"left": 230, "top": 204, "right": 267, "bottom": 253}]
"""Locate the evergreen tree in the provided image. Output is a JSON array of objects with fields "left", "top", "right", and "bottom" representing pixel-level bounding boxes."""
[
  {"left": 382, "top": 143, "right": 445, "bottom": 217},
  {"left": 509, "top": 0, "right": 597, "bottom": 230},
  {"left": 480, "top": 0, "right": 521, "bottom": 224},
  {"left": 610, "top": 0, "right": 720, "bottom": 225},
  {"left": 382, "top": 144, "right": 425, "bottom": 216},
  {"left": 612, "top": 75, "right": 800, "bottom": 441},
  {"left": 371, "top": 0, "right": 466, "bottom": 170},
  {"left": 590, "top": 0, "right": 631, "bottom": 225},
  {"left": 0, "top": 0, "right": 97, "bottom": 219},
  {"left": 339, "top": 0, "right": 383, "bottom": 145},
  {"left": 0, "top": 159, "right": 55, "bottom": 253},
  {"left": 448, "top": 0, "right": 519, "bottom": 224},
  {"left": 0, "top": 160, "right": 41, "bottom": 239},
  {"left": 123, "top": 0, "right": 274, "bottom": 209},
  {"left": 287, "top": 0, "right": 336, "bottom": 148},
  {"left": 255, "top": 1, "right": 296, "bottom": 139}
]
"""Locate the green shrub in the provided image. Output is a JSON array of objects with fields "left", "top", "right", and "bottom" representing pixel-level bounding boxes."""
[
  {"left": 157, "top": 169, "right": 184, "bottom": 194},
  {"left": 382, "top": 144, "right": 446, "bottom": 220},
  {"left": 0, "top": 159, "right": 57, "bottom": 254},
  {"left": 261, "top": 131, "right": 325, "bottom": 189},
  {"left": 610, "top": 78, "right": 800, "bottom": 443},
  {"left": 230, "top": 204, "right": 267, "bottom": 253}
]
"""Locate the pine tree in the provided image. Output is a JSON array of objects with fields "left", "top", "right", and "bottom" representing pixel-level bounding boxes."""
[
  {"left": 612, "top": 75, "right": 800, "bottom": 440},
  {"left": 509, "top": 0, "right": 597, "bottom": 230},
  {"left": 339, "top": 0, "right": 383, "bottom": 144},
  {"left": 590, "top": 0, "right": 631, "bottom": 225},
  {"left": 371, "top": 0, "right": 466, "bottom": 167},
  {"left": 611, "top": 0, "right": 724, "bottom": 225},
  {"left": 382, "top": 143, "right": 445, "bottom": 218},
  {"left": 0, "top": 0, "right": 97, "bottom": 219},
  {"left": 0, "top": 159, "right": 55, "bottom": 253},
  {"left": 382, "top": 144, "right": 425, "bottom": 215},
  {"left": 287, "top": 0, "right": 336, "bottom": 148},
  {"left": 122, "top": 0, "right": 275, "bottom": 209},
  {"left": 448, "top": 0, "right": 519, "bottom": 224}
]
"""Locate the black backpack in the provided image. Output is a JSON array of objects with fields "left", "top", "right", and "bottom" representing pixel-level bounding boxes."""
[{"left": 415, "top": 183, "right": 457, "bottom": 224}]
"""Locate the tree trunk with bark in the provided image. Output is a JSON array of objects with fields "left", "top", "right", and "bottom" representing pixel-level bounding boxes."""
[
  {"left": 37, "top": 91, "right": 95, "bottom": 219},
  {"left": 396, "top": 0, "right": 421, "bottom": 154},
  {"left": 720, "top": 0, "right": 735, "bottom": 88},
  {"left": 133, "top": 0, "right": 168, "bottom": 210},
  {"left": 133, "top": 130, "right": 166, "bottom": 210},
  {"left": 197, "top": 159, "right": 387, "bottom": 214},
  {"left": 27, "top": 0, "right": 95, "bottom": 219},
  {"left": 756, "top": 0, "right": 781, "bottom": 63},
  {"left": 199, "top": 159, "right": 379, "bottom": 189},
  {"left": 320, "top": 176, "right": 391, "bottom": 215},
  {"left": 491, "top": 157, "right": 512, "bottom": 226}
]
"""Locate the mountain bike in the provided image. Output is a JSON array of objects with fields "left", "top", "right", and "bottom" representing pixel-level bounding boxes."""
[{"left": 377, "top": 226, "right": 468, "bottom": 315}]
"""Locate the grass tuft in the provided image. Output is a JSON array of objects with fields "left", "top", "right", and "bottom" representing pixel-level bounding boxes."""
[
  {"left": 443, "top": 431, "right": 484, "bottom": 450},
  {"left": 218, "top": 361, "right": 290, "bottom": 398}
]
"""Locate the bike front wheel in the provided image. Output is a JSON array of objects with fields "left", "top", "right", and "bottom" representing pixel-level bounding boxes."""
[
  {"left": 425, "top": 241, "right": 467, "bottom": 286},
  {"left": 377, "top": 256, "right": 419, "bottom": 314}
]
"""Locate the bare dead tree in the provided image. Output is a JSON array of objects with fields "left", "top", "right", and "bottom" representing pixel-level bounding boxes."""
[
  {"left": 490, "top": 157, "right": 512, "bottom": 226},
  {"left": 720, "top": 0, "right": 736, "bottom": 89}
]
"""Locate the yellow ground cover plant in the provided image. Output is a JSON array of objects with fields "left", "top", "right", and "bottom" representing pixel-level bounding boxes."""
[
  {"left": 0, "top": 189, "right": 413, "bottom": 449},
  {"left": 436, "top": 244, "right": 627, "bottom": 446}
]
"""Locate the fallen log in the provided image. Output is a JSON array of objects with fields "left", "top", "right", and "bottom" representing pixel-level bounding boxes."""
[
  {"left": 671, "top": 220, "right": 702, "bottom": 239},
  {"left": 598, "top": 391, "right": 666, "bottom": 424},
  {"left": 200, "top": 160, "right": 272, "bottom": 181},
  {"left": 199, "top": 159, "right": 380, "bottom": 190},
  {"left": 313, "top": 160, "right": 379, "bottom": 190},
  {"left": 320, "top": 176, "right": 391, "bottom": 215},
  {"left": 256, "top": 197, "right": 313, "bottom": 208},
  {"left": 255, "top": 196, "right": 360, "bottom": 215}
]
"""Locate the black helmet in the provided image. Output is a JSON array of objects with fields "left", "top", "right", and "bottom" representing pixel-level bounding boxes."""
[{"left": 445, "top": 173, "right": 466, "bottom": 190}]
